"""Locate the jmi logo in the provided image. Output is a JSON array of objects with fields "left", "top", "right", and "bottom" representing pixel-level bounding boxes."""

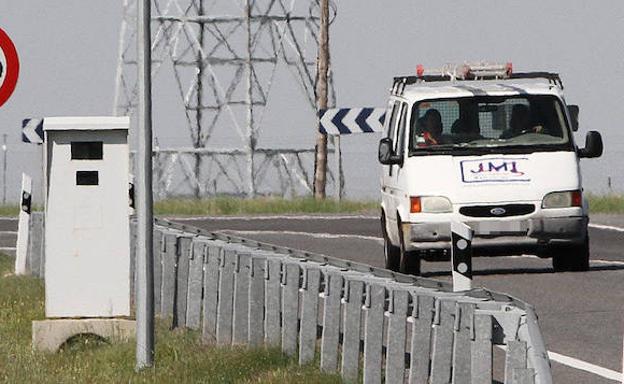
[
  {"left": 470, "top": 160, "right": 524, "bottom": 176},
  {"left": 461, "top": 158, "right": 530, "bottom": 183}
]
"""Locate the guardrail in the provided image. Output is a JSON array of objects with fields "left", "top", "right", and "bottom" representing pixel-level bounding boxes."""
[{"left": 24, "top": 214, "right": 553, "bottom": 383}]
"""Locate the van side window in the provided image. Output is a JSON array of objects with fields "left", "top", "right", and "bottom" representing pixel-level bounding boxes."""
[
  {"left": 395, "top": 103, "right": 408, "bottom": 155},
  {"left": 386, "top": 102, "right": 400, "bottom": 143}
]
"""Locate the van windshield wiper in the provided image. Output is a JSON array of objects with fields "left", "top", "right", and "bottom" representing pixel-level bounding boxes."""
[
  {"left": 409, "top": 142, "right": 569, "bottom": 156},
  {"left": 410, "top": 145, "right": 496, "bottom": 155},
  {"left": 458, "top": 140, "right": 569, "bottom": 148}
]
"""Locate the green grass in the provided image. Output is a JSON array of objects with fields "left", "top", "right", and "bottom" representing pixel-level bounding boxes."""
[
  {"left": 587, "top": 194, "right": 624, "bottom": 214},
  {"left": 0, "top": 254, "right": 341, "bottom": 383},
  {"left": 0, "top": 198, "right": 378, "bottom": 218},
  {"left": 0, "top": 205, "right": 20, "bottom": 216},
  {"left": 3, "top": 194, "right": 622, "bottom": 216},
  {"left": 154, "top": 197, "right": 378, "bottom": 216}
]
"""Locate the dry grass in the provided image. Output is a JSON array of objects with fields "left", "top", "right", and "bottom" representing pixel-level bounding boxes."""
[
  {"left": 0, "top": 254, "right": 341, "bottom": 383},
  {"left": 586, "top": 193, "right": 624, "bottom": 214},
  {"left": 155, "top": 196, "right": 377, "bottom": 216}
]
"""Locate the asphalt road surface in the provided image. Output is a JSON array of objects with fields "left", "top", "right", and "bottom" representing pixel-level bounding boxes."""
[{"left": 172, "top": 213, "right": 624, "bottom": 384}]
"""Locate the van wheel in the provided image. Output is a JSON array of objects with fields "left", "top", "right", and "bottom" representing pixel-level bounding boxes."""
[
  {"left": 398, "top": 218, "right": 421, "bottom": 276},
  {"left": 381, "top": 214, "right": 400, "bottom": 271},
  {"left": 552, "top": 237, "right": 590, "bottom": 272}
]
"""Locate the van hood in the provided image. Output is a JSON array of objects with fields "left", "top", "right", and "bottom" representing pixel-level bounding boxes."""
[{"left": 402, "top": 151, "right": 580, "bottom": 205}]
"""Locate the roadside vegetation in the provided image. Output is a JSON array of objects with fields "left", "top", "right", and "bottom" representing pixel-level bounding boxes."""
[
  {"left": 1, "top": 195, "right": 621, "bottom": 217},
  {"left": 0, "top": 205, "right": 20, "bottom": 216},
  {"left": 586, "top": 193, "right": 624, "bottom": 214},
  {"left": 154, "top": 196, "right": 378, "bottom": 216},
  {"left": 0, "top": 253, "right": 340, "bottom": 383}
]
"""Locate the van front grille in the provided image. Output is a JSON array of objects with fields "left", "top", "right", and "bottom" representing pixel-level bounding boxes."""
[{"left": 459, "top": 204, "right": 535, "bottom": 218}]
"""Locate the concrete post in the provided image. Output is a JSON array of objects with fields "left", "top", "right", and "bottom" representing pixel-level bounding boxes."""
[{"left": 136, "top": 0, "right": 155, "bottom": 370}]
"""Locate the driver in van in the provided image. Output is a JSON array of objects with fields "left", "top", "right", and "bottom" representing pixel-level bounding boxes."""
[
  {"left": 418, "top": 109, "right": 443, "bottom": 146},
  {"left": 500, "top": 104, "right": 542, "bottom": 139}
]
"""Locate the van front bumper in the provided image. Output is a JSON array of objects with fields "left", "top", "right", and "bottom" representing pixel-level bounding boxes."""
[{"left": 402, "top": 216, "right": 588, "bottom": 251}]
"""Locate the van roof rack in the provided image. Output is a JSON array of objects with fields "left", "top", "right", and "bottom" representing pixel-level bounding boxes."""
[{"left": 391, "top": 63, "right": 564, "bottom": 96}]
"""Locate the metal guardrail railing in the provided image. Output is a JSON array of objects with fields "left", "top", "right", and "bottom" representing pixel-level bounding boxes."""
[{"left": 24, "top": 213, "right": 552, "bottom": 383}]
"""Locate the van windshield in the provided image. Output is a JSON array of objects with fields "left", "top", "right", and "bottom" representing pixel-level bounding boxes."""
[{"left": 408, "top": 95, "right": 572, "bottom": 155}]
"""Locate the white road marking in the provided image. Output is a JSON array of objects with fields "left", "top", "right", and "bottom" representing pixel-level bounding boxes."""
[
  {"left": 589, "top": 223, "right": 624, "bottom": 233},
  {"left": 507, "top": 254, "right": 624, "bottom": 268},
  {"left": 166, "top": 214, "right": 377, "bottom": 221},
  {"left": 497, "top": 345, "right": 621, "bottom": 382},
  {"left": 547, "top": 351, "right": 621, "bottom": 382},
  {"left": 219, "top": 229, "right": 384, "bottom": 243},
  {"left": 590, "top": 259, "right": 624, "bottom": 268}
]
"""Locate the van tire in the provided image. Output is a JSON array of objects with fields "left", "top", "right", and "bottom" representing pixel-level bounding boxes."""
[
  {"left": 552, "top": 237, "right": 590, "bottom": 272},
  {"left": 381, "top": 213, "right": 400, "bottom": 271},
  {"left": 398, "top": 218, "right": 421, "bottom": 276}
]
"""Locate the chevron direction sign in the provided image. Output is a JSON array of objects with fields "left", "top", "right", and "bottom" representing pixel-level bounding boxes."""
[
  {"left": 22, "top": 118, "right": 44, "bottom": 144},
  {"left": 319, "top": 108, "right": 386, "bottom": 135}
]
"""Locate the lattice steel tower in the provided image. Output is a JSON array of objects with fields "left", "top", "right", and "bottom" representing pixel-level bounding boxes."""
[{"left": 114, "top": 0, "right": 336, "bottom": 198}]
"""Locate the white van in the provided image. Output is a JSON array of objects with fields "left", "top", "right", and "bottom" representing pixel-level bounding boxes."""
[{"left": 378, "top": 64, "right": 603, "bottom": 275}]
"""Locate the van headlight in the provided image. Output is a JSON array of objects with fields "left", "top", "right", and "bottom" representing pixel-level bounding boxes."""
[
  {"left": 542, "top": 190, "right": 582, "bottom": 209},
  {"left": 410, "top": 196, "right": 453, "bottom": 213}
]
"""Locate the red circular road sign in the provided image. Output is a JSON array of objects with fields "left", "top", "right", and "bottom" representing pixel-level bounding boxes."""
[{"left": 0, "top": 28, "right": 19, "bottom": 108}]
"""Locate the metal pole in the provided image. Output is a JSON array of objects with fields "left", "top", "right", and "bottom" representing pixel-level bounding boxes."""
[
  {"left": 313, "top": 0, "right": 330, "bottom": 199},
  {"left": 136, "top": 0, "right": 155, "bottom": 370},
  {"left": 245, "top": 0, "right": 256, "bottom": 198},
  {"left": 332, "top": 135, "right": 342, "bottom": 200},
  {"left": 113, "top": 0, "right": 131, "bottom": 115},
  {"left": 2, "top": 134, "right": 6, "bottom": 205},
  {"left": 194, "top": 0, "right": 205, "bottom": 199}
]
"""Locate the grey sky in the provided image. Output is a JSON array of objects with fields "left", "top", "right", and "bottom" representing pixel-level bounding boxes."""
[{"left": 0, "top": 1, "right": 622, "bottom": 201}]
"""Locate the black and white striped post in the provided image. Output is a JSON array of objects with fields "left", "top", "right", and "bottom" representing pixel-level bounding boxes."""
[
  {"left": 14, "top": 173, "right": 32, "bottom": 275},
  {"left": 451, "top": 221, "right": 473, "bottom": 292}
]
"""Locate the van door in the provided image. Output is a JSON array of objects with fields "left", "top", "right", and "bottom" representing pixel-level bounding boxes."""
[
  {"left": 389, "top": 102, "right": 409, "bottom": 223},
  {"left": 381, "top": 100, "right": 400, "bottom": 223},
  {"left": 382, "top": 101, "right": 407, "bottom": 228}
]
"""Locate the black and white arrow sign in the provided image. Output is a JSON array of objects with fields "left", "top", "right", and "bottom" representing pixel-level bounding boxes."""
[
  {"left": 319, "top": 108, "right": 386, "bottom": 135},
  {"left": 22, "top": 118, "right": 44, "bottom": 144}
]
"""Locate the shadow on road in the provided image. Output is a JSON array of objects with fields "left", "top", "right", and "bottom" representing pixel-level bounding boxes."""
[{"left": 422, "top": 264, "right": 624, "bottom": 278}]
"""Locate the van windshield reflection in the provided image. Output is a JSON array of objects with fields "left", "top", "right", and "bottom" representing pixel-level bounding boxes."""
[{"left": 408, "top": 95, "right": 572, "bottom": 155}]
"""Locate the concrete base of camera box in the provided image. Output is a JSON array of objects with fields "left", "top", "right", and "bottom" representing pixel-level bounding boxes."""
[{"left": 32, "top": 318, "right": 135, "bottom": 352}]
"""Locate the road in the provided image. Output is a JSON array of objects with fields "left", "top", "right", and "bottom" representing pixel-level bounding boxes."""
[{"left": 172, "top": 213, "right": 624, "bottom": 384}]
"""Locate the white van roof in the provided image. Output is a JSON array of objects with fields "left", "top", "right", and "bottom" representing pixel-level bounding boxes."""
[
  {"left": 391, "top": 70, "right": 566, "bottom": 102},
  {"left": 399, "top": 79, "right": 564, "bottom": 102}
]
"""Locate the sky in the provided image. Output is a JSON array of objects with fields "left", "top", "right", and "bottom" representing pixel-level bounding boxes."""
[{"left": 0, "top": 0, "right": 623, "bottom": 202}]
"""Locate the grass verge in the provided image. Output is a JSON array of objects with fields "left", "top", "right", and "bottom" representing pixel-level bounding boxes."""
[
  {"left": 0, "top": 205, "right": 19, "bottom": 217},
  {"left": 0, "top": 254, "right": 341, "bottom": 383},
  {"left": 587, "top": 194, "right": 624, "bottom": 214},
  {"left": 2, "top": 195, "right": 621, "bottom": 216},
  {"left": 154, "top": 196, "right": 378, "bottom": 216}
]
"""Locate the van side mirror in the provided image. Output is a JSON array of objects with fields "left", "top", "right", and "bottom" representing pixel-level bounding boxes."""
[
  {"left": 568, "top": 105, "right": 579, "bottom": 132},
  {"left": 579, "top": 131, "right": 603, "bottom": 158},
  {"left": 378, "top": 137, "right": 402, "bottom": 165}
]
